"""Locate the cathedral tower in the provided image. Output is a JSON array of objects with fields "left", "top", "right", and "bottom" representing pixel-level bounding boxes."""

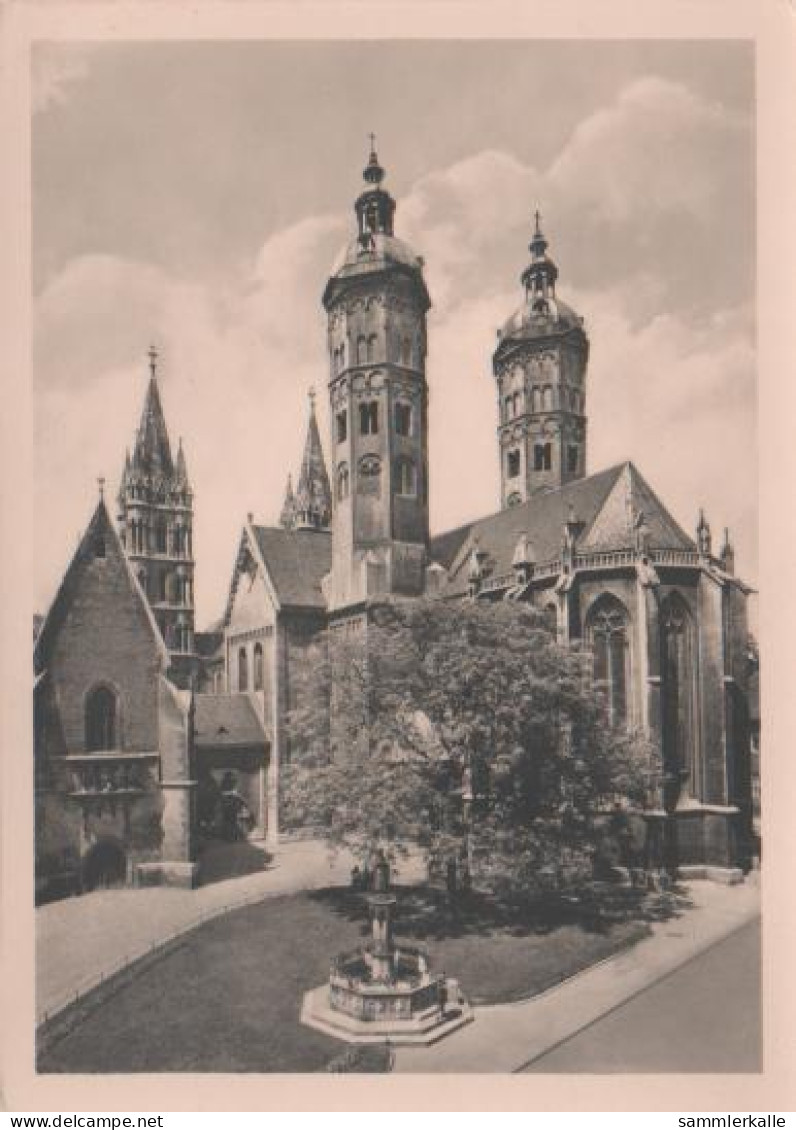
[
  {"left": 493, "top": 213, "right": 589, "bottom": 508},
  {"left": 117, "top": 348, "right": 196, "bottom": 680},
  {"left": 322, "top": 142, "right": 431, "bottom": 609}
]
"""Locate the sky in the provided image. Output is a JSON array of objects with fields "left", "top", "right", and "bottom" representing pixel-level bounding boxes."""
[{"left": 32, "top": 39, "right": 756, "bottom": 629}]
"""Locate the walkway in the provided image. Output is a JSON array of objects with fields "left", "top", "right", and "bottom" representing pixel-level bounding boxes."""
[
  {"left": 36, "top": 839, "right": 424, "bottom": 1023},
  {"left": 393, "top": 877, "right": 760, "bottom": 1073},
  {"left": 523, "top": 918, "right": 760, "bottom": 1072}
]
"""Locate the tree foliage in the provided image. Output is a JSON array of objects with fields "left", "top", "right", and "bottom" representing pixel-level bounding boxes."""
[{"left": 281, "top": 597, "right": 655, "bottom": 896}]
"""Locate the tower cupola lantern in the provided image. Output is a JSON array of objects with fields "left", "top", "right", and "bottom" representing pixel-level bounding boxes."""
[{"left": 355, "top": 135, "right": 396, "bottom": 251}]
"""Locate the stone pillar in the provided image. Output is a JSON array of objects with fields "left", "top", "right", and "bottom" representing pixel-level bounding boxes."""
[{"left": 160, "top": 780, "right": 198, "bottom": 886}]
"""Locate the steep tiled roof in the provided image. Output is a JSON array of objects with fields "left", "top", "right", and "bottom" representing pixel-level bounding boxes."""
[
  {"left": 432, "top": 461, "right": 695, "bottom": 597},
  {"left": 194, "top": 694, "right": 268, "bottom": 749},
  {"left": 252, "top": 526, "right": 332, "bottom": 610},
  {"left": 34, "top": 497, "right": 169, "bottom": 673}
]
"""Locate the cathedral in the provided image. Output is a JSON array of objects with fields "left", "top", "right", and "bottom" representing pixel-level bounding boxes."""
[{"left": 33, "top": 144, "right": 755, "bottom": 896}]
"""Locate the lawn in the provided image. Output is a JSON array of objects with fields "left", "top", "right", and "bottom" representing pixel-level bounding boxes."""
[{"left": 38, "top": 884, "right": 657, "bottom": 1073}]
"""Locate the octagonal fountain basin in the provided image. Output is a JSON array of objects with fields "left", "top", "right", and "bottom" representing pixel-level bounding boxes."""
[{"left": 301, "top": 892, "right": 473, "bottom": 1046}]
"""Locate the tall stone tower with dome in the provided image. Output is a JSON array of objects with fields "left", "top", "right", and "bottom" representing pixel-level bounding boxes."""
[
  {"left": 493, "top": 212, "right": 589, "bottom": 509},
  {"left": 322, "top": 142, "right": 432, "bottom": 611}
]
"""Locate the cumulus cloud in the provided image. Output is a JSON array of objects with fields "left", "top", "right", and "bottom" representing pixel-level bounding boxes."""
[{"left": 34, "top": 73, "right": 757, "bottom": 626}]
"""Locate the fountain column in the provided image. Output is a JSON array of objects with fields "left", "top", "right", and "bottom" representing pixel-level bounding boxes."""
[{"left": 367, "top": 893, "right": 396, "bottom": 982}]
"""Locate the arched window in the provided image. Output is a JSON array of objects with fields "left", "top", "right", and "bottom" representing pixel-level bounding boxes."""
[
  {"left": 253, "top": 643, "right": 264, "bottom": 691},
  {"left": 531, "top": 387, "right": 541, "bottom": 413},
  {"left": 505, "top": 395, "right": 514, "bottom": 421},
  {"left": 586, "top": 595, "right": 630, "bottom": 726},
  {"left": 356, "top": 336, "right": 367, "bottom": 365},
  {"left": 543, "top": 386, "right": 553, "bottom": 411},
  {"left": 660, "top": 593, "right": 697, "bottom": 803},
  {"left": 401, "top": 338, "right": 412, "bottom": 366},
  {"left": 336, "top": 411, "right": 347, "bottom": 444},
  {"left": 534, "top": 443, "right": 552, "bottom": 472},
  {"left": 513, "top": 392, "right": 522, "bottom": 417},
  {"left": 85, "top": 685, "right": 118, "bottom": 751},
  {"left": 567, "top": 445, "right": 579, "bottom": 474},
  {"left": 238, "top": 647, "right": 248, "bottom": 692},
  {"left": 359, "top": 401, "right": 378, "bottom": 435},
  {"left": 395, "top": 457, "right": 417, "bottom": 496},
  {"left": 507, "top": 449, "right": 521, "bottom": 478},
  {"left": 394, "top": 402, "right": 412, "bottom": 437},
  {"left": 367, "top": 334, "right": 377, "bottom": 363},
  {"left": 337, "top": 462, "right": 350, "bottom": 501}
]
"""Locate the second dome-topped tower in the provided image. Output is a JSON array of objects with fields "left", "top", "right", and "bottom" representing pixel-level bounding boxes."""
[
  {"left": 322, "top": 141, "right": 431, "bottom": 610},
  {"left": 493, "top": 213, "right": 589, "bottom": 508}
]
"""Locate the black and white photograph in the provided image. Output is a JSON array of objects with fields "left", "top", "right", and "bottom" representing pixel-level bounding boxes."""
[{"left": 4, "top": 2, "right": 791, "bottom": 1108}]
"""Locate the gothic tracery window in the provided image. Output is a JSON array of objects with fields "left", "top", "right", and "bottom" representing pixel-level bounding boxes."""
[
  {"left": 660, "top": 593, "right": 697, "bottom": 802},
  {"left": 586, "top": 595, "right": 630, "bottom": 726}
]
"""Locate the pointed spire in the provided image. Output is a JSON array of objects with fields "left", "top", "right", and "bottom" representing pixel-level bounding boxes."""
[
  {"left": 696, "top": 508, "right": 712, "bottom": 557},
  {"left": 132, "top": 348, "right": 174, "bottom": 477},
  {"left": 720, "top": 527, "right": 735, "bottom": 574},
  {"left": 117, "top": 448, "right": 131, "bottom": 506},
  {"left": 292, "top": 390, "right": 332, "bottom": 531},
  {"left": 174, "top": 436, "right": 191, "bottom": 491},
  {"left": 280, "top": 473, "right": 297, "bottom": 530}
]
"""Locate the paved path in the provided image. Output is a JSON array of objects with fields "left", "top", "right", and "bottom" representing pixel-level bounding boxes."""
[
  {"left": 523, "top": 918, "right": 761, "bottom": 1072},
  {"left": 393, "top": 878, "right": 761, "bottom": 1073},
  {"left": 36, "top": 839, "right": 424, "bottom": 1023}
]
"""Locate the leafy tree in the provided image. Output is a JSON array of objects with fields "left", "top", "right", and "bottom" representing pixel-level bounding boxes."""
[{"left": 281, "top": 597, "right": 655, "bottom": 897}]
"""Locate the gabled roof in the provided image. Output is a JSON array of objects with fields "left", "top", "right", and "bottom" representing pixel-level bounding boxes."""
[
  {"left": 34, "top": 496, "right": 169, "bottom": 674},
  {"left": 194, "top": 694, "right": 268, "bottom": 749},
  {"left": 251, "top": 525, "right": 332, "bottom": 610},
  {"left": 432, "top": 461, "right": 695, "bottom": 597}
]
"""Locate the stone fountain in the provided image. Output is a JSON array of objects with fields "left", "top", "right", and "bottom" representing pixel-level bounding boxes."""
[{"left": 301, "top": 889, "right": 472, "bottom": 1046}]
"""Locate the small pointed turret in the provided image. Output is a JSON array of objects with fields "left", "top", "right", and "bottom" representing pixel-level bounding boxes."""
[
  {"left": 174, "top": 437, "right": 191, "bottom": 492},
  {"left": 720, "top": 527, "right": 735, "bottom": 575},
  {"left": 117, "top": 448, "right": 131, "bottom": 510},
  {"left": 697, "top": 509, "right": 712, "bottom": 557},
  {"left": 291, "top": 390, "right": 332, "bottom": 531},
  {"left": 280, "top": 473, "right": 297, "bottom": 530}
]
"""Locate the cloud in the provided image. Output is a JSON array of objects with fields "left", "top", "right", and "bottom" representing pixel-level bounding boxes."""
[
  {"left": 33, "top": 73, "right": 757, "bottom": 627},
  {"left": 32, "top": 44, "right": 92, "bottom": 114},
  {"left": 33, "top": 213, "right": 343, "bottom": 621}
]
